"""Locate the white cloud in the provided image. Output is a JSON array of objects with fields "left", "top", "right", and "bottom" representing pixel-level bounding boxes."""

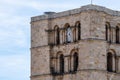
[
  {"left": 0, "top": 54, "right": 29, "bottom": 68},
  {"left": 0, "top": 54, "right": 30, "bottom": 80},
  {"left": 0, "top": 26, "right": 29, "bottom": 48},
  {"left": 0, "top": 1, "right": 30, "bottom": 79},
  {"left": 0, "top": 10, "right": 30, "bottom": 48}
]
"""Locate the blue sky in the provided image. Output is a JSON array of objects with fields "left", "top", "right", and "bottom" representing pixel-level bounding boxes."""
[{"left": 0, "top": 0, "right": 120, "bottom": 80}]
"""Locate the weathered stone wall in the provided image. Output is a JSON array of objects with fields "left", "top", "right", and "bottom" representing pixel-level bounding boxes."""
[
  {"left": 31, "top": 4, "right": 120, "bottom": 80},
  {"left": 51, "top": 40, "right": 106, "bottom": 71},
  {"left": 31, "top": 20, "right": 49, "bottom": 48},
  {"left": 31, "top": 46, "right": 50, "bottom": 75},
  {"left": 89, "top": 11, "right": 106, "bottom": 39}
]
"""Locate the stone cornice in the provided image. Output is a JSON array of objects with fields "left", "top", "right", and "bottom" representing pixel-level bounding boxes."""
[
  {"left": 31, "top": 4, "right": 120, "bottom": 22},
  {"left": 30, "top": 69, "right": 120, "bottom": 78}
]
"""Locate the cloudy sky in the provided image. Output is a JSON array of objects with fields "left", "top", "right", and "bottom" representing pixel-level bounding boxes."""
[{"left": 0, "top": 0, "right": 120, "bottom": 80}]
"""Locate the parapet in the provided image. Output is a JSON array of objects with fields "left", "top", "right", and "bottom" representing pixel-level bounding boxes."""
[{"left": 31, "top": 4, "right": 120, "bottom": 22}]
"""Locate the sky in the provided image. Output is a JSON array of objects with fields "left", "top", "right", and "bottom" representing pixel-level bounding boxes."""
[{"left": 0, "top": 0, "right": 120, "bottom": 80}]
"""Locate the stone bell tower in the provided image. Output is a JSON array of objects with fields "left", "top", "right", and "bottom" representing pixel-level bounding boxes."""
[{"left": 30, "top": 5, "right": 120, "bottom": 80}]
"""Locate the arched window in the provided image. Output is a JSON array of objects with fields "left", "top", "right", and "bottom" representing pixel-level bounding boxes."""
[
  {"left": 116, "top": 26, "right": 119, "bottom": 43},
  {"left": 56, "top": 27, "right": 60, "bottom": 44},
  {"left": 54, "top": 26, "right": 60, "bottom": 45},
  {"left": 73, "top": 52, "right": 78, "bottom": 72},
  {"left": 74, "top": 22, "right": 81, "bottom": 41},
  {"left": 65, "top": 24, "right": 72, "bottom": 43},
  {"left": 107, "top": 51, "right": 116, "bottom": 72},
  {"left": 105, "top": 22, "right": 111, "bottom": 42},
  {"left": 107, "top": 52, "right": 113, "bottom": 72},
  {"left": 105, "top": 24, "right": 108, "bottom": 41},
  {"left": 77, "top": 23, "right": 81, "bottom": 40},
  {"left": 60, "top": 54, "right": 64, "bottom": 73}
]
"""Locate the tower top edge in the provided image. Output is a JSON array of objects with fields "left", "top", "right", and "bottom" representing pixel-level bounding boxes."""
[{"left": 31, "top": 4, "right": 120, "bottom": 22}]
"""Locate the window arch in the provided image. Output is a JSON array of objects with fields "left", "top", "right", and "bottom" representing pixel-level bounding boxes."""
[
  {"left": 76, "top": 22, "right": 81, "bottom": 40},
  {"left": 73, "top": 52, "right": 78, "bottom": 72},
  {"left": 54, "top": 26, "right": 60, "bottom": 45},
  {"left": 57, "top": 27, "right": 60, "bottom": 44},
  {"left": 107, "top": 50, "right": 116, "bottom": 72},
  {"left": 70, "top": 49, "right": 79, "bottom": 72},
  {"left": 105, "top": 22, "right": 111, "bottom": 42},
  {"left": 59, "top": 54, "right": 64, "bottom": 73},
  {"left": 116, "top": 26, "right": 119, "bottom": 43},
  {"left": 105, "top": 23, "right": 108, "bottom": 41},
  {"left": 64, "top": 23, "right": 72, "bottom": 43},
  {"left": 107, "top": 52, "right": 113, "bottom": 72}
]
